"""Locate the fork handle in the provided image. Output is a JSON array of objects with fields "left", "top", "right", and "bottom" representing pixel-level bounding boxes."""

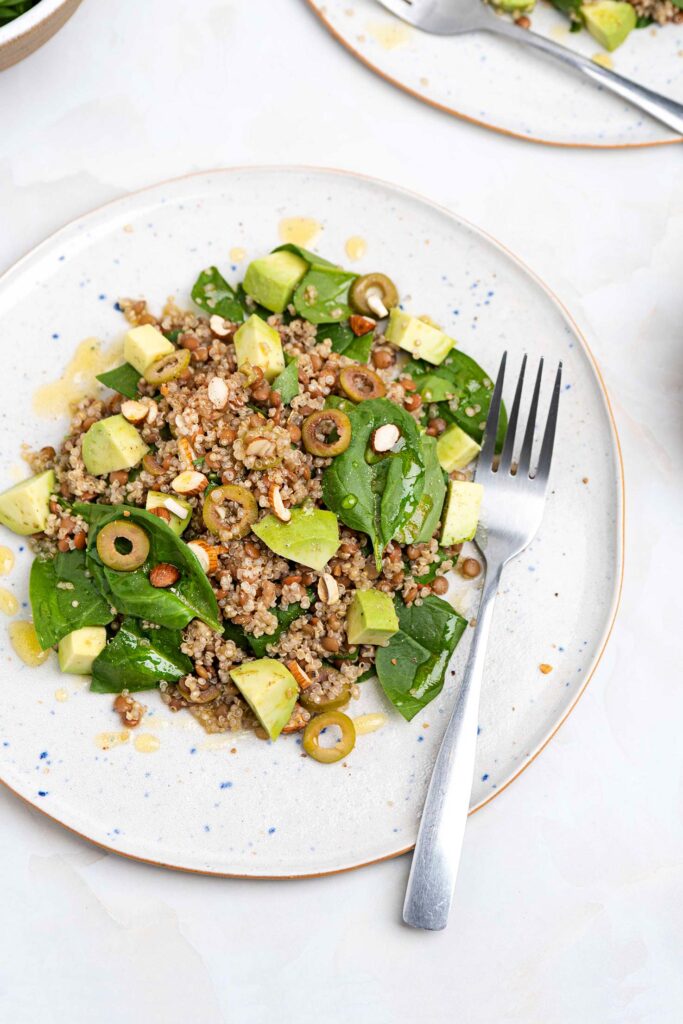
[
  {"left": 403, "top": 561, "right": 503, "bottom": 931},
  {"left": 481, "top": 17, "right": 683, "bottom": 136}
]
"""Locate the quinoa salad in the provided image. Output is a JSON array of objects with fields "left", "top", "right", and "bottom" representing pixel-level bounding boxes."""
[{"left": 0, "top": 244, "right": 500, "bottom": 765}]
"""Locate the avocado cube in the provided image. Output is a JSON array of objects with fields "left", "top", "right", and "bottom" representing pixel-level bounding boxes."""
[
  {"left": 441, "top": 480, "right": 483, "bottom": 547},
  {"left": 347, "top": 589, "right": 399, "bottom": 647},
  {"left": 492, "top": 0, "right": 535, "bottom": 11},
  {"left": 581, "top": 1, "right": 636, "bottom": 51},
  {"left": 436, "top": 425, "right": 481, "bottom": 473},
  {"left": 230, "top": 658, "right": 298, "bottom": 741},
  {"left": 0, "top": 470, "right": 55, "bottom": 536},
  {"left": 251, "top": 507, "right": 340, "bottom": 571},
  {"left": 233, "top": 314, "right": 285, "bottom": 382},
  {"left": 81, "top": 415, "right": 149, "bottom": 476},
  {"left": 243, "top": 251, "right": 308, "bottom": 314},
  {"left": 123, "top": 324, "right": 175, "bottom": 375},
  {"left": 385, "top": 309, "right": 455, "bottom": 366},
  {"left": 58, "top": 626, "right": 108, "bottom": 675},
  {"left": 145, "top": 491, "right": 192, "bottom": 536}
]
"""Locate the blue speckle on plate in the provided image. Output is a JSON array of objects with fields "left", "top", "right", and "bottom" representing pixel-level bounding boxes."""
[
  {"left": 219, "top": 781, "right": 233, "bottom": 790},
  {"left": 268, "top": 827, "right": 276, "bottom": 835},
  {"left": 482, "top": 773, "right": 489, "bottom": 781},
  {"left": 39, "top": 751, "right": 48, "bottom": 760},
  {"left": 37, "top": 790, "right": 48, "bottom": 797}
]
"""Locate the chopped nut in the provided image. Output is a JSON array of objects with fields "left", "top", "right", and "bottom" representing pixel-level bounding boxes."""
[
  {"left": 245, "top": 437, "right": 274, "bottom": 459},
  {"left": 171, "top": 470, "right": 208, "bottom": 495},
  {"left": 208, "top": 376, "right": 229, "bottom": 409},
  {"left": 149, "top": 506, "right": 172, "bottom": 524},
  {"left": 149, "top": 563, "right": 181, "bottom": 588},
  {"left": 268, "top": 483, "right": 291, "bottom": 523},
  {"left": 317, "top": 572, "right": 340, "bottom": 605},
  {"left": 177, "top": 437, "right": 196, "bottom": 468},
  {"left": 163, "top": 497, "right": 190, "bottom": 521},
  {"left": 120, "top": 400, "right": 149, "bottom": 425},
  {"left": 349, "top": 314, "right": 376, "bottom": 337},
  {"left": 209, "top": 314, "right": 231, "bottom": 337},
  {"left": 113, "top": 693, "right": 145, "bottom": 728},
  {"left": 366, "top": 292, "right": 388, "bottom": 319},
  {"left": 371, "top": 423, "right": 400, "bottom": 453},
  {"left": 281, "top": 703, "right": 310, "bottom": 733},
  {"left": 287, "top": 661, "right": 313, "bottom": 691},
  {"left": 539, "top": 663, "right": 553, "bottom": 674},
  {"left": 187, "top": 539, "right": 221, "bottom": 574}
]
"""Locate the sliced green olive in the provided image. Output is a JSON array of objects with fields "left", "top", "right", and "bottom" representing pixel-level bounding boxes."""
[
  {"left": 202, "top": 484, "right": 258, "bottom": 541},
  {"left": 300, "top": 683, "right": 352, "bottom": 714},
  {"left": 301, "top": 409, "right": 352, "bottom": 457},
  {"left": 96, "top": 520, "right": 150, "bottom": 571},
  {"left": 143, "top": 349, "right": 191, "bottom": 385},
  {"left": 302, "top": 711, "right": 356, "bottom": 764},
  {"left": 349, "top": 273, "right": 399, "bottom": 319},
  {"left": 338, "top": 365, "right": 386, "bottom": 402}
]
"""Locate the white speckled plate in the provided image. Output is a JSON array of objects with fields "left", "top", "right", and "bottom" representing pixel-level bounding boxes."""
[
  {"left": 307, "top": 0, "right": 683, "bottom": 148},
  {"left": 0, "top": 168, "right": 622, "bottom": 877}
]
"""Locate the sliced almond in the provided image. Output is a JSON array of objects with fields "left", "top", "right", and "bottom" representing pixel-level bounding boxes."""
[
  {"left": 268, "top": 483, "right": 291, "bottom": 523},
  {"left": 366, "top": 291, "right": 389, "bottom": 319},
  {"left": 177, "top": 437, "right": 196, "bottom": 468},
  {"left": 141, "top": 397, "right": 159, "bottom": 424},
  {"left": 209, "top": 314, "right": 231, "bottom": 337},
  {"left": 371, "top": 423, "right": 400, "bottom": 453},
  {"left": 187, "top": 540, "right": 220, "bottom": 574},
  {"left": 281, "top": 703, "right": 309, "bottom": 733},
  {"left": 171, "top": 471, "right": 208, "bottom": 496},
  {"left": 317, "top": 572, "right": 340, "bottom": 605},
  {"left": 287, "top": 661, "right": 313, "bottom": 691},
  {"left": 208, "top": 376, "right": 229, "bottom": 410},
  {"left": 163, "top": 497, "right": 190, "bottom": 521},
  {"left": 246, "top": 437, "right": 274, "bottom": 459},
  {"left": 120, "top": 400, "right": 149, "bottom": 425}
]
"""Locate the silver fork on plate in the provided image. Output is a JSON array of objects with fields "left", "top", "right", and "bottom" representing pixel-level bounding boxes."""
[
  {"left": 376, "top": 0, "right": 683, "bottom": 135},
  {"left": 403, "top": 353, "right": 562, "bottom": 931}
]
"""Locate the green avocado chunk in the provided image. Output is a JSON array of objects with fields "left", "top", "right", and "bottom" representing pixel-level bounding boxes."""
[
  {"left": 436, "top": 424, "right": 481, "bottom": 473},
  {"left": 230, "top": 658, "right": 298, "bottom": 740},
  {"left": 384, "top": 309, "right": 455, "bottom": 366},
  {"left": 346, "top": 589, "right": 399, "bottom": 647},
  {"left": 251, "top": 507, "right": 340, "bottom": 571},
  {"left": 58, "top": 626, "right": 108, "bottom": 675},
  {"left": 440, "top": 480, "right": 483, "bottom": 546},
  {"left": 243, "top": 251, "right": 308, "bottom": 314},
  {"left": 123, "top": 324, "right": 174, "bottom": 375},
  {"left": 145, "top": 491, "right": 192, "bottom": 536},
  {"left": 233, "top": 314, "right": 285, "bottom": 382},
  {"left": 493, "top": 0, "right": 535, "bottom": 11},
  {"left": 581, "top": 1, "right": 636, "bottom": 50},
  {"left": 0, "top": 470, "right": 55, "bottom": 536},
  {"left": 81, "top": 415, "right": 149, "bottom": 476}
]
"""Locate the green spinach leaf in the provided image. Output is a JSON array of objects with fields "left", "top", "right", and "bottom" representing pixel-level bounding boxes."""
[
  {"left": 273, "top": 244, "right": 337, "bottom": 269},
  {"left": 414, "top": 373, "right": 457, "bottom": 404},
  {"left": 318, "top": 322, "right": 373, "bottom": 363},
  {"left": 292, "top": 266, "right": 357, "bottom": 325},
  {"left": 75, "top": 504, "right": 221, "bottom": 633},
  {"left": 271, "top": 358, "right": 300, "bottom": 405},
  {"left": 322, "top": 398, "right": 425, "bottom": 569},
  {"left": 29, "top": 550, "right": 115, "bottom": 650},
  {"left": 90, "top": 618, "right": 192, "bottom": 693},
  {"left": 96, "top": 363, "right": 142, "bottom": 400},
  {"left": 406, "top": 348, "right": 507, "bottom": 450},
  {"left": 375, "top": 595, "right": 467, "bottom": 720},
  {"left": 223, "top": 594, "right": 311, "bottom": 657},
  {"left": 395, "top": 435, "right": 446, "bottom": 546},
  {"left": 191, "top": 267, "right": 244, "bottom": 322}
]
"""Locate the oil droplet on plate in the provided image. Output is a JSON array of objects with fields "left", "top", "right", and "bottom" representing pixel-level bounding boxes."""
[
  {"left": 95, "top": 730, "right": 130, "bottom": 750},
  {"left": 33, "top": 336, "right": 123, "bottom": 418},
  {"left": 8, "top": 621, "right": 50, "bottom": 666},
  {"left": 345, "top": 236, "right": 367, "bottom": 262},
  {"left": 134, "top": 733, "right": 160, "bottom": 753},
  {"left": 0, "top": 588, "right": 19, "bottom": 617},
  {"left": 366, "top": 20, "right": 411, "bottom": 49},
  {"left": 230, "top": 247, "right": 247, "bottom": 264},
  {"left": 0, "top": 547, "right": 15, "bottom": 575},
  {"left": 592, "top": 52, "right": 614, "bottom": 69},
  {"left": 278, "top": 217, "right": 321, "bottom": 248},
  {"left": 55, "top": 688, "right": 69, "bottom": 702},
  {"left": 353, "top": 713, "right": 387, "bottom": 735}
]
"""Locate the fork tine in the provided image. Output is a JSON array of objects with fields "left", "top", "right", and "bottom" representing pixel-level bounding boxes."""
[
  {"left": 477, "top": 351, "right": 507, "bottom": 472},
  {"left": 534, "top": 362, "right": 562, "bottom": 485},
  {"left": 498, "top": 354, "right": 527, "bottom": 474},
  {"left": 375, "top": 0, "right": 416, "bottom": 21},
  {"left": 517, "top": 358, "right": 544, "bottom": 478}
]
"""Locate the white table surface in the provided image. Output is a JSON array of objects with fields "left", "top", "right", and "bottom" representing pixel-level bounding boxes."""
[{"left": 0, "top": 1, "right": 681, "bottom": 1021}]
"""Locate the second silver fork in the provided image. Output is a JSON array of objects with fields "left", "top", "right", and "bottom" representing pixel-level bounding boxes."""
[{"left": 403, "top": 353, "right": 562, "bottom": 931}]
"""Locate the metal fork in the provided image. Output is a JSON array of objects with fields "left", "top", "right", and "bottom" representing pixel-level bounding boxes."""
[
  {"left": 377, "top": 0, "right": 683, "bottom": 135},
  {"left": 403, "top": 354, "right": 562, "bottom": 931}
]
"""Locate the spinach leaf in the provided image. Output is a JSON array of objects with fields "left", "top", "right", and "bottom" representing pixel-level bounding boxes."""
[
  {"left": 322, "top": 398, "right": 425, "bottom": 569},
  {"left": 75, "top": 504, "right": 221, "bottom": 633},
  {"left": 395, "top": 435, "right": 446, "bottom": 546},
  {"left": 29, "top": 550, "right": 115, "bottom": 650},
  {"left": 90, "top": 618, "right": 192, "bottom": 693},
  {"left": 324, "top": 394, "right": 355, "bottom": 415},
  {"left": 375, "top": 595, "right": 467, "bottom": 721},
  {"left": 414, "top": 373, "right": 457, "bottom": 404},
  {"left": 274, "top": 244, "right": 337, "bottom": 269},
  {"left": 223, "top": 594, "right": 311, "bottom": 657},
  {"left": 235, "top": 284, "right": 275, "bottom": 322},
  {"left": 191, "top": 267, "right": 244, "bottom": 322},
  {"left": 96, "top": 363, "right": 141, "bottom": 400},
  {"left": 406, "top": 348, "right": 507, "bottom": 450},
  {"left": 292, "top": 266, "right": 357, "bottom": 325},
  {"left": 318, "top": 322, "right": 373, "bottom": 363},
  {"left": 271, "top": 358, "right": 300, "bottom": 405}
]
